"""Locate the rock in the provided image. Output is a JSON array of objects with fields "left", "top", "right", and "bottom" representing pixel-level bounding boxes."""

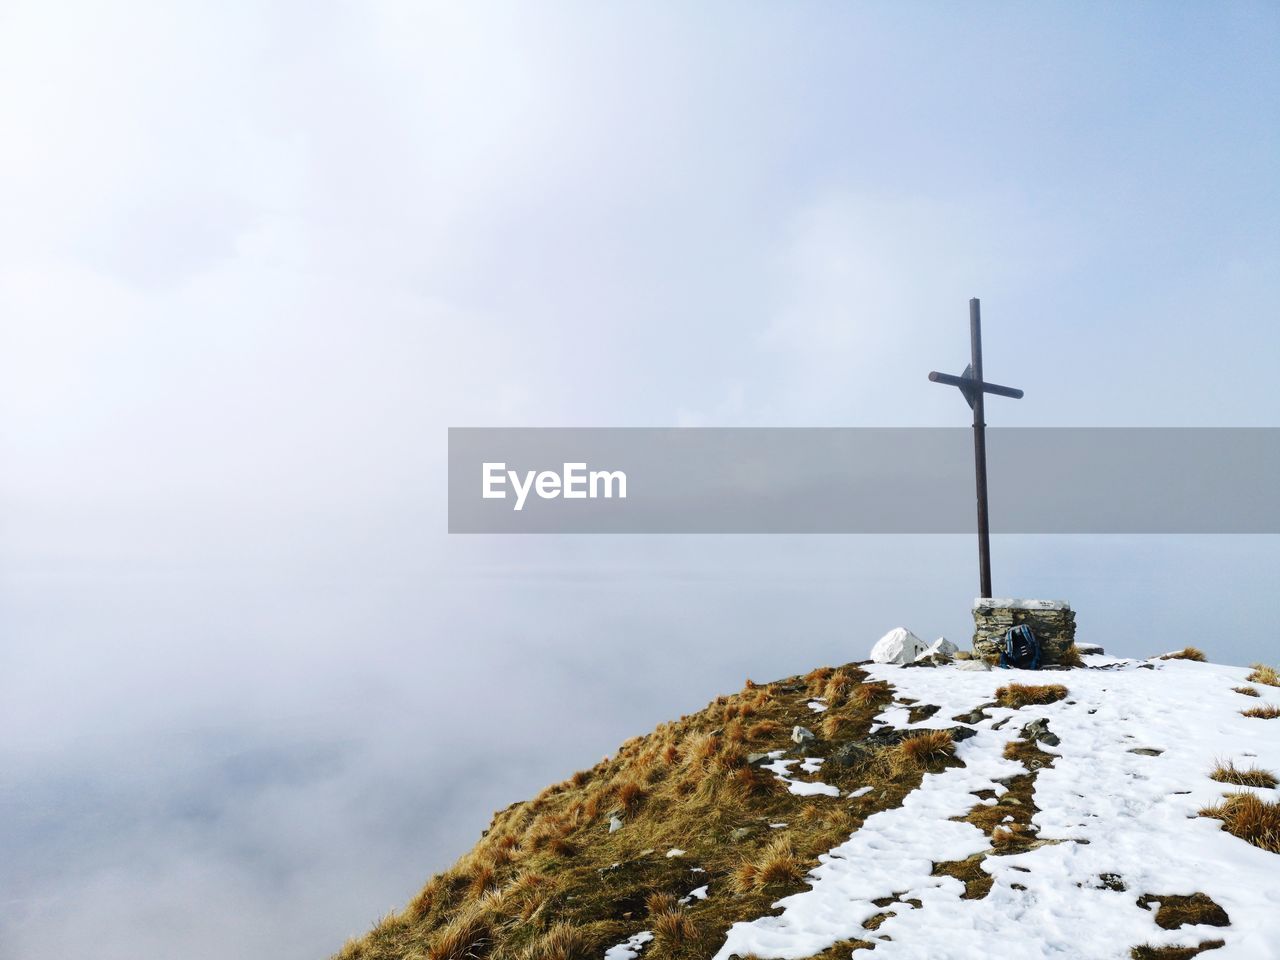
[
  {"left": 954, "top": 650, "right": 973, "bottom": 661},
  {"left": 864, "top": 727, "right": 907, "bottom": 747},
  {"left": 791, "top": 725, "right": 816, "bottom": 745},
  {"left": 947, "top": 725, "right": 978, "bottom": 743},
  {"left": 952, "top": 703, "right": 996, "bottom": 724},
  {"left": 829, "top": 741, "right": 875, "bottom": 768},
  {"left": 730, "top": 826, "right": 757, "bottom": 842},
  {"left": 1076, "top": 642, "right": 1105, "bottom": 655},
  {"left": 919, "top": 637, "right": 959, "bottom": 660},
  {"left": 1128, "top": 747, "right": 1163, "bottom": 756},
  {"left": 746, "top": 752, "right": 772, "bottom": 766},
  {"left": 1019, "top": 718, "right": 1060, "bottom": 747},
  {"left": 608, "top": 815, "right": 624, "bottom": 833},
  {"left": 871, "top": 627, "right": 928, "bottom": 664},
  {"left": 956, "top": 658, "right": 992, "bottom": 672}
]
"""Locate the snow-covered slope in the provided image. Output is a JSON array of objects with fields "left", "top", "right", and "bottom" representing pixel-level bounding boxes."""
[{"left": 713, "top": 655, "right": 1280, "bottom": 960}]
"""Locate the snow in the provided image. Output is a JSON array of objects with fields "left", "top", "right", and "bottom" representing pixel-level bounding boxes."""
[
  {"left": 799, "top": 757, "right": 825, "bottom": 774},
  {"left": 762, "top": 757, "right": 842, "bottom": 798},
  {"left": 664, "top": 848, "right": 685, "bottom": 858},
  {"left": 714, "top": 656, "right": 1280, "bottom": 960},
  {"left": 807, "top": 699, "right": 829, "bottom": 712},
  {"left": 679, "top": 884, "right": 710, "bottom": 904},
  {"left": 604, "top": 931, "right": 653, "bottom": 960}
]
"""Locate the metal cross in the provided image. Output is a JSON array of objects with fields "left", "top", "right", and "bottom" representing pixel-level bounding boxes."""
[{"left": 928, "top": 298, "right": 1023, "bottom": 599}]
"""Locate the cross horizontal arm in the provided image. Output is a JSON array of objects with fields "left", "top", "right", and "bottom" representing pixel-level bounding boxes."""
[{"left": 927, "top": 370, "right": 1024, "bottom": 400}]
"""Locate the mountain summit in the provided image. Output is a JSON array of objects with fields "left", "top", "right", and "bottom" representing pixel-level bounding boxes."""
[{"left": 336, "top": 651, "right": 1280, "bottom": 960}]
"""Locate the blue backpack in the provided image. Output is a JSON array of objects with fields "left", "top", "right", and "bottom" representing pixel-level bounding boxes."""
[{"left": 999, "top": 624, "right": 1042, "bottom": 670}]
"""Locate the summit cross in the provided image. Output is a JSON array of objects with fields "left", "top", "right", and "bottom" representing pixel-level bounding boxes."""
[{"left": 928, "top": 298, "right": 1024, "bottom": 600}]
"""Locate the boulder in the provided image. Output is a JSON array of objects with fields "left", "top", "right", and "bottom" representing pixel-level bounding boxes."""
[
  {"left": 871, "top": 627, "right": 927, "bottom": 664},
  {"left": 1019, "top": 717, "right": 1060, "bottom": 747},
  {"left": 918, "top": 637, "right": 958, "bottom": 660},
  {"left": 829, "top": 741, "right": 875, "bottom": 769},
  {"left": 956, "top": 659, "right": 992, "bottom": 672},
  {"left": 791, "top": 725, "right": 815, "bottom": 745}
]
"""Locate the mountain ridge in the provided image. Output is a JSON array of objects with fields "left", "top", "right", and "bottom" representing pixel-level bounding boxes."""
[{"left": 335, "top": 651, "right": 1280, "bottom": 960}]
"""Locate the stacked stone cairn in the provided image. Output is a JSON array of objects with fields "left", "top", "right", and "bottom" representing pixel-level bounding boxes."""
[{"left": 972, "top": 598, "right": 1076, "bottom": 665}]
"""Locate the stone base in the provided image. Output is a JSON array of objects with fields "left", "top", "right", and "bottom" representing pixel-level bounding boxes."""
[{"left": 972, "top": 598, "right": 1076, "bottom": 665}]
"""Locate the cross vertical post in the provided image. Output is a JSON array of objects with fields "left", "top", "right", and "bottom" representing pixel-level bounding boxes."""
[
  {"left": 968, "top": 298, "right": 992, "bottom": 599},
  {"left": 928, "top": 298, "right": 1023, "bottom": 600}
]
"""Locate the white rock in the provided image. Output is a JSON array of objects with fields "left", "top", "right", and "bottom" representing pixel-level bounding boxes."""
[
  {"left": 792, "top": 725, "right": 816, "bottom": 745},
  {"left": 916, "top": 637, "right": 959, "bottom": 661},
  {"left": 870, "top": 627, "right": 927, "bottom": 664},
  {"left": 955, "top": 658, "right": 991, "bottom": 671}
]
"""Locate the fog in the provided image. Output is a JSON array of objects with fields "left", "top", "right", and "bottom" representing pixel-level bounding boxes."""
[{"left": 2, "top": 3, "right": 1277, "bottom": 957}]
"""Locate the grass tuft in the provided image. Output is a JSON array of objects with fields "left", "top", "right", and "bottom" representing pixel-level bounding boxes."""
[
  {"left": 733, "top": 836, "right": 806, "bottom": 892},
  {"left": 1199, "top": 792, "right": 1280, "bottom": 853},
  {"left": 1246, "top": 663, "right": 1279, "bottom": 687},
  {"left": 1136, "top": 892, "right": 1230, "bottom": 930},
  {"left": 1160, "top": 647, "right": 1207, "bottom": 662},
  {"left": 994, "top": 683, "right": 1068, "bottom": 709},
  {"left": 519, "top": 922, "right": 591, "bottom": 960},
  {"left": 1209, "top": 760, "right": 1278, "bottom": 789},
  {"left": 893, "top": 730, "right": 956, "bottom": 772},
  {"left": 1056, "top": 643, "right": 1085, "bottom": 668},
  {"left": 1233, "top": 686, "right": 1260, "bottom": 697},
  {"left": 1242, "top": 704, "right": 1280, "bottom": 719},
  {"left": 427, "top": 908, "right": 491, "bottom": 960},
  {"left": 1130, "top": 942, "right": 1224, "bottom": 960}
]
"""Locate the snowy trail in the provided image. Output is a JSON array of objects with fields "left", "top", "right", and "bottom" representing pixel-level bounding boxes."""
[{"left": 713, "top": 656, "right": 1280, "bottom": 960}]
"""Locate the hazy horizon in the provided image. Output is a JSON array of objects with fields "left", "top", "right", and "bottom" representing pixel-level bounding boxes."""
[{"left": 2, "top": 3, "right": 1278, "bottom": 957}]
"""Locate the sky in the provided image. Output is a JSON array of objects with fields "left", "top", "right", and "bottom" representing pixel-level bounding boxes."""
[{"left": 1, "top": 2, "right": 1278, "bottom": 958}]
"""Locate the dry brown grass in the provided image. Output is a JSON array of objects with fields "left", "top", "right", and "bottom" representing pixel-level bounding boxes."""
[
  {"left": 994, "top": 683, "right": 1069, "bottom": 709},
  {"left": 614, "top": 779, "right": 648, "bottom": 814},
  {"left": 1233, "top": 686, "right": 1260, "bottom": 697},
  {"left": 338, "top": 663, "right": 910, "bottom": 960},
  {"left": 732, "top": 835, "right": 807, "bottom": 892},
  {"left": 519, "top": 922, "right": 591, "bottom": 960},
  {"left": 1209, "top": 760, "right": 1278, "bottom": 789},
  {"left": 1160, "top": 647, "right": 1207, "bottom": 662},
  {"left": 891, "top": 730, "right": 956, "bottom": 774},
  {"left": 1242, "top": 704, "right": 1280, "bottom": 719},
  {"left": 428, "top": 907, "right": 492, "bottom": 960},
  {"left": 1056, "top": 643, "right": 1085, "bottom": 668},
  {"left": 650, "top": 906, "right": 696, "bottom": 947},
  {"left": 1199, "top": 792, "right": 1280, "bottom": 853},
  {"left": 1130, "top": 942, "right": 1224, "bottom": 960},
  {"left": 746, "top": 719, "right": 784, "bottom": 740},
  {"left": 991, "top": 823, "right": 1039, "bottom": 851},
  {"left": 1136, "top": 892, "right": 1230, "bottom": 930},
  {"left": 931, "top": 853, "right": 993, "bottom": 899},
  {"left": 1247, "top": 663, "right": 1280, "bottom": 687}
]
